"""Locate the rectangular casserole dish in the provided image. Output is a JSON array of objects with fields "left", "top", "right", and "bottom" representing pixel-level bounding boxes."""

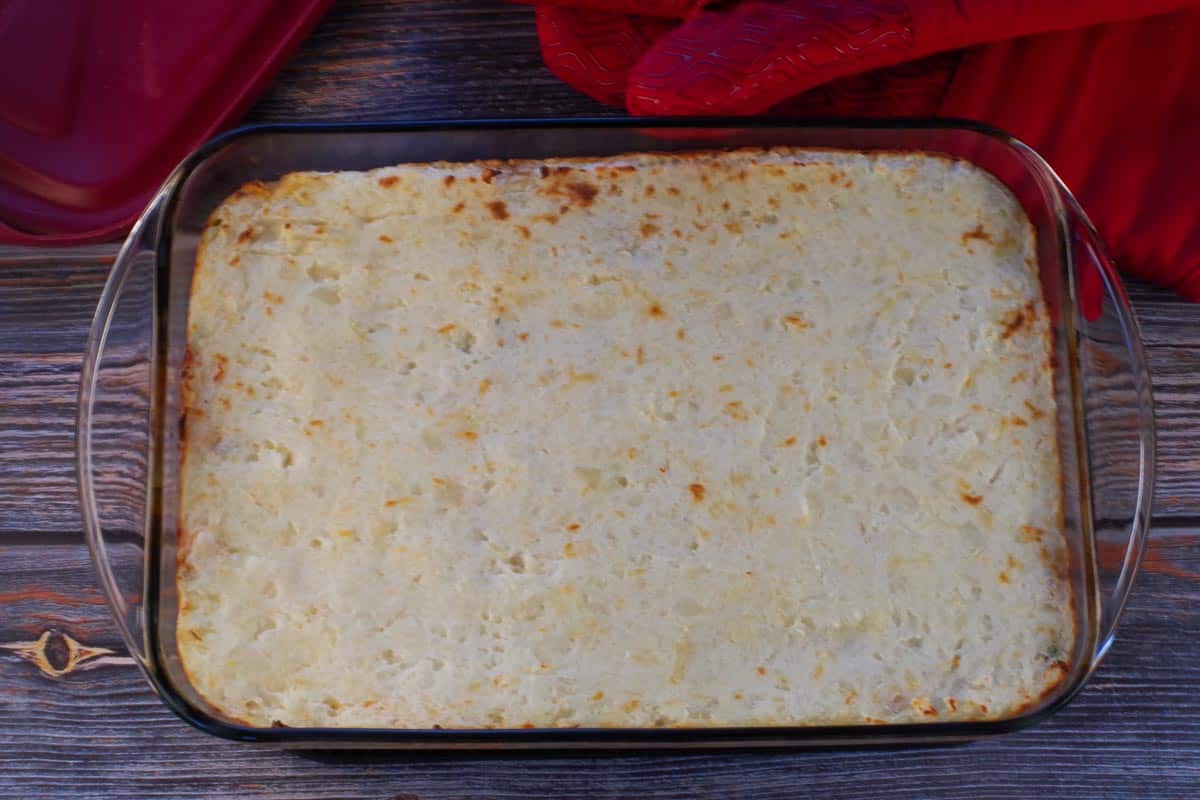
[{"left": 78, "top": 120, "right": 1155, "bottom": 748}]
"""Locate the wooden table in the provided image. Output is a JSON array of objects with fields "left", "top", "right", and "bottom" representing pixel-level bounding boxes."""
[{"left": 2, "top": 2, "right": 1197, "bottom": 797}]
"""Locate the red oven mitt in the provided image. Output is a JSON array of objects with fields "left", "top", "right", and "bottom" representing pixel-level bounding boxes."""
[{"left": 519, "top": 0, "right": 1200, "bottom": 300}]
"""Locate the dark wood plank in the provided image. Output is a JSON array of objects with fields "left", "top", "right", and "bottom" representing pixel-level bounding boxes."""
[
  {"left": 0, "top": 533, "right": 1196, "bottom": 799},
  {"left": 247, "top": 0, "right": 613, "bottom": 123},
  {"left": 1126, "top": 282, "right": 1200, "bottom": 346},
  {"left": 0, "top": 246, "right": 151, "bottom": 538}
]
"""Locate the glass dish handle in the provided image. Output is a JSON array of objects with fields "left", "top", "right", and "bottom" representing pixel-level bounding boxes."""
[
  {"left": 1064, "top": 191, "right": 1156, "bottom": 663},
  {"left": 77, "top": 198, "right": 162, "bottom": 674}
]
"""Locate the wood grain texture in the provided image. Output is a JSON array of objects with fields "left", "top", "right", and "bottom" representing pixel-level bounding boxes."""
[
  {"left": 247, "top": 0, "right": 616, "bottom": 123},
  {"left": 1, "top": 0, "right": 1198, "bottom": 797}
]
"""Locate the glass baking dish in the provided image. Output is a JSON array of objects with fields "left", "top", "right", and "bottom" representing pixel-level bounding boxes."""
[{"left": 78, "top": 120, "right": 1155, "bottom": 749}]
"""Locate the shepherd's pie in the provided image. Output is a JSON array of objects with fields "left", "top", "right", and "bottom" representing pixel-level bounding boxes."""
[{"left": 178, "top": 149, "right": 1073, "bottom": 729}]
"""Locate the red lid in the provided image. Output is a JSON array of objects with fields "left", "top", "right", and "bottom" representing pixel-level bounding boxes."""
[{"left": 0, "top": 0, "right": 333, "bottom": 245}]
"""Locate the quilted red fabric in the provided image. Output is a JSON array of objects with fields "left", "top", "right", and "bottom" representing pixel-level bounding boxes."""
[{"left": 520, "top": 0, "right": 1200, "bottom": 300}]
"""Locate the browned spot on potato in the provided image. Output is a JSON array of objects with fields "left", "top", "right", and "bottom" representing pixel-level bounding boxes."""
[
  {"left": 644, "top": 184, "right": 656, "bottom": 197},
  {"left": 517, "top": 332, "right": 529, "bottom": 342},
  {"left": 724, "top": 401, "right": 748, "bottom": 421},
  {"left": 636, "top": 345, "right": 645, "bottom": 365},
  {"left": 689, "top": 483, "right": 706, "bottom": 502},
  {"left": 947, "top": 697, "right": 958, "bottom": 712},
  {"left": 721, "top": 200, "right": 731, "bottom": 211},
  {"left": 711, "top": 354, "right": 723, "bottom": 362},
  {"left": 262, "top": 291, "right": 283, "bottom": 304},
  {"left": 962, "top": 223, "right": 992, "bottom": 245},
  {"left": 782, "top": 314, "right": 810, "bottom": 330},
  {"left": 648, "top": 302, "right": 666, "bottom": 318},
  {"left": 516, "top": 225, "right": 531, "bottom": 240},
  {"left": 236, "top": 228, "right": 254, "bottom": 244},
  {"left": 1020, "top": 524, "right": 1045, "bottom": 543},
  {"left": 212, "top": 354, "right": 228, "bottom": 383},
  {"left": 378, "top": 175, "right": 399, "bottom": 188},
  {"left": 437, "top": 323, "right": 457, "bottom": 334},
  {"left": 666, "top": 186, "right": 681, "bottom": 197},
  {"left": 442, "top": 175, "right": 455, "bottom": 187},
  {"left": 913, "top": 698, "right": 938, "bottom": 718},
  {"left": 228, "top": 255, "right": 240, "bottom": 267},
  {"left": 1009, "top": 415, "right": 1028, "bottom": 427},
  {"left": 378, "top": 234, "right": 393, "bottom": 243},
  {"left": 486, "top": 201, "right": 509, "bottom": 220},
  {"left": 756, "top": 666, "right": 768, "bottom": 676},
  {"left": 1023, "top": 400, "right": 1046, "bottom": 419},
  {"left": 816, "top": 435, "right": 828, "bottom": 447},
  {"left": 452, "top": 202, "right": 465, "bottom": 213},
  {"left": 790, "top": 182, "right": 807, "bottom": 192},
  {"left": 998, "top": 571, "right": 1011, "bottom": 584},
  {"left": 567, "top": 181, "right": 598, "bottom": 206},
  {"left": 767, "top": 196, "right": 780, "bottom": 209},
  {"left": 1007, "top": 554, "right": 1022, "bottom": 570},
  {"left": 621, "top": 699, "right": 640, "bottom": 712},
  {"left": 724, "top": 220, "right": 744, "bottom": 235},
  {"left": 565, "top": 523, "right": 581, "bottom": 532},
  {"left": 591, "top": 691, "right": 604, "bottom": 701},
  {"left": 230, "top": 180, "right": 269, "bottom": 200},
  {"left": 640, "top": 222, "right": 660, "bottom": 238},
  {"left": 1000, "top": 302, "right": 1034, "bottom": 340},
  {"left": 961, "top": 492, "right": 983, "bottom": 506},
  {"left": 457, "top": 431, "right": 479, "bottom": 442},
  {"left": 384, "top": 497, "right": 413, "bottom": 508},
  {"left": 782, "top": 436, "right": 797, "bottom": 447}
]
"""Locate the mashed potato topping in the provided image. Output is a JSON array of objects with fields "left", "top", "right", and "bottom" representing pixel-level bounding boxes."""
[{"left": 178, "top": 149, "right": 1072, "bottom": 729}]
